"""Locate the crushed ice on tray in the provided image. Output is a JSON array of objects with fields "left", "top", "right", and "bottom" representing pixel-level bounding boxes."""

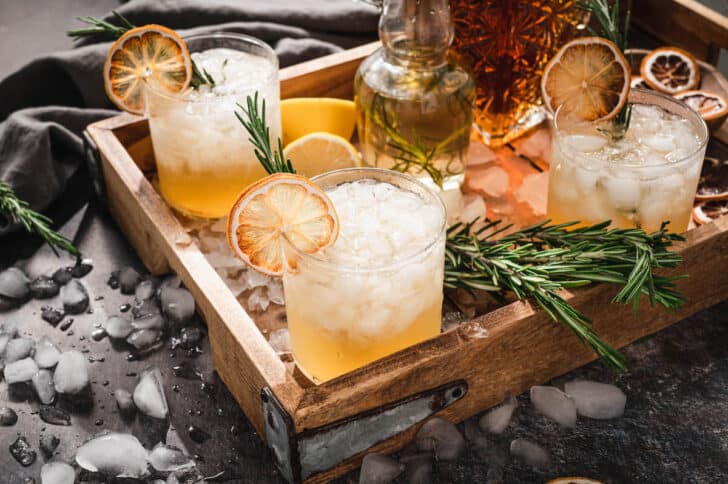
[
  {"left": 480, "top": 394, "right": 517, "bottom": 434},
  {"left": 10, "top": 435, "right": 36, "bottom": 466},
  {"left": 147, "top": 443, "right": 196, "bottom": 472},
  {"left": 509, "top": 438, "right": 550, "bottom": 469},
  {"left": 530, "top": 385, "right": 577, "bottom": 428},
  {"left": 4, "top": 357, "right": 39, "bottom": 383},
  {"left": 414, "top": 417, "right": 465, "bottom": 461},
  {"left": 359, "top": 453, "right": 404, "bottom": 484},
  {"left": 0, "top": 406, "right": 18, "bottom": 426},
  {"left": 133, "top": 368, "right": 168, "bottom": 419},
  {"left": 267, "top": 328, "right": 290, "bottom": 354},
  {"left": 53, "top": 351, "right": 89, "bottom": 394},
  {"left": 75, "top": 432, "right": 149, "bottom": 478},
  {"left": 39, "top": 405, "right": 71, "bottom": 426},
  {"left": 40, "top": 461, "right": 76, "bottom": 484},
  {"left": 32, "top": 369, "right": 56, "bottom": 405},
  {"left": 34, "top": 336, "right": 60, "bottom": 368},
  {"left": 29, "top": 276, "right": 60, "bottom": 299},
  {"left": 60, "top": 279, "right": 89, "bottom": 314},
  {"left": 564, "top": 380, "right": 627, "bottom": 419},
  {"left": 5, "top": 337, "right": 34, "bottom": 363}
]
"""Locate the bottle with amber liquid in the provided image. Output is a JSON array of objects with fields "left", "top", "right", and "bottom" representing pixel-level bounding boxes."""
[{"left": 354, "top": 0, "right": 474, "bottom": 191}]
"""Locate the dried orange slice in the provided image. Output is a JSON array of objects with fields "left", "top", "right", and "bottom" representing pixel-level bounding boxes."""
[
  {"left": 640, "top": 46, "right": 700, "bottom": 94},
  {"left": 693, "top": 200, "right": 728, "bottom": 225},
  {"left": 542, "top": 37, "right": 630, "bottom": 121},
  {"left": 675, "top": 89, "right": 728, "bottom": 130},
  {"left": 695, "top": 157, "right": 728, "bottom": 201},
  {"left": 226, "top": 174, "right": 339, "bottom": 276},
  {"left": 547, "top": 479, "right": 604, "bottom": 484},
  {"left": 103, "top": 25, "right": 192, "bottom": 114}
]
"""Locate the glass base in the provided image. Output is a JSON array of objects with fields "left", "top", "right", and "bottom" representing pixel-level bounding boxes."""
[{"left": 474, "top": 105, "right": 546, "bottom": 148}]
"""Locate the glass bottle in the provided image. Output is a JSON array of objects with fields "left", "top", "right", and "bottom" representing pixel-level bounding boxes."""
[{"left": 354, "top": 0, "right": 475, "bottom": 191}]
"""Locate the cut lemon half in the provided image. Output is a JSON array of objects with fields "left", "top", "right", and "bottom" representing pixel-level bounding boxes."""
[
  {"left": 542, "top": 37, "right": 630, "bottom": 122},
  {"left": 104, "top": 25, "right": 192, "bottom": 114},
  {"left": 640, "top": 46, "right": 700, "bottom": 94},
  {"left": 226, "top": 174, "right": 339, "bottom": 276},
  {"left": 281, "top": 98, "right": 357, "bottom": 146},
  {"left": 282, "top": 132, "right": 361, "bottom": 178}
]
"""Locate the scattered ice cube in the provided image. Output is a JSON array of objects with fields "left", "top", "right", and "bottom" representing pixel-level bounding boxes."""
[
  {"left": 75, "top": 432, "right": 149, "bottom": 478},
  {"left": 401, "top": 453, "right": 432, "bottom": 484},
  {"left": 41, "top": 461, "right": 76, "bottom": 484},
  {"left": 0, "top": 407, "right": 18, "bottom": 426},
  {"left": 132, "top": 299, "right": 162, "bottom": 320},
  {"left": 564, "top": 380, "right": 626, "bottom": 419},
  {"left": 41, "top": 307, "right": 65, "bottom": 326},
  {"left": 6, "top": 337, "right": 34, "bottom": 363},
  {"left": 40, "top": 433, "right": 60, "bottom": 458},
  {"left": 33, "top": 370, "right": 56, "bottom": 405},
  {"left": 127, "top": 329, "right": 163, "bottom": 350},
  {"left": 247, "top": 286, "right": 270, "bottom": 312},
  {"left": 30, "top": 276, "right": 60, "bottom": 299},
  {"left": 61, "top": 280, "right": 89, "bottom": 314},
  {"left": 4, "top": 357, "right": 39, "bottom": 383},
  {"left": 71, "top": 258, "right": 94, "bottom": 278},
  {"left": 39, "top": 405, "right": 70, "bottom": 426},
  {"left": 160, "top": 286, "right": 195, "bottom": 325},
  {"left": 530, "top": 386, "right": 577, "bottom": 427},
  {"left": 459, "top": 193, "right": 487, "bottom": 224},
  {"left": 0, "top": 267, "right": 30, "bottom": 301},
  {"left": 104, "top": 316, "right": 133, "bottom": 339},
  {"left": 52, "top": 268, "right": 73, "bottom": 286},
  {"left": 178, "top": 327, "right": 203, "bottom": 349},
  {"left": 1, "top": 319, "right": 19, "bottom": 337},
  {"left": 414, "top": 417, "right": 465, "bottom": 461},
  {"left": 133, "top": 368, "right": 168, "bottom": 419},
  {"left": 115, "top": 389, "right": 136, "bottom": 417},
  {"left": 509, "top": 438, "right": 550, "bottom": 469},
  {"left": 53, "top": 351, "right": 89, "bottom": 394},
  {"left": 359, "top": 453, "right": 404, "bottom": 484},
  {"left": 119, "top": 267, "right": 142, "bottom": 294},
  {"left": 10, "top": 436, "right": 36, "bottom": 466},
  {"left": 35, "top": 337, "right": 60, "bottom": 368},
  {"left": 131, "top": 313, "right": 166, "bottom": 331},
  {"left": 147, "top": 443, "right": 195, "bottom": 472},
  {"left": 160, "top": 274, "right": 182, "bottom": 291},
  {"left": 267, "top": 328, "right": 290, "bottom": 354},
  {"left": 135, "top": 280, "right": 156, "bottom": 302},
  {"left": 479, "top": 395, "right": 517, "bottom": 434}
]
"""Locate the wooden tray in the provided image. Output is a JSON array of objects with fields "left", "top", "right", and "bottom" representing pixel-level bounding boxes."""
[{"left": 84, "top": 6, "right": 728, "bottom": 482}]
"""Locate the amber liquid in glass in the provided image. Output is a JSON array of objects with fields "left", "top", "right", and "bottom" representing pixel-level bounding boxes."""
[{"left": 450, "top": 0, "right": 584, "bottom": 147}]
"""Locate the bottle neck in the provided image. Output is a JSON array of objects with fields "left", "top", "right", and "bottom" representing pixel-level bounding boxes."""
[{"left": 379, "top": 0, "right": 453, "bottom": 66}]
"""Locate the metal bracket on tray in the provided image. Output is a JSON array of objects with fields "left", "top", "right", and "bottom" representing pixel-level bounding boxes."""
[
  {"left": 261, "top": 380, "right": 468, "bottom": 483},
  {"left": 82, "top": 130, "right": 107, "bottom": 204}
]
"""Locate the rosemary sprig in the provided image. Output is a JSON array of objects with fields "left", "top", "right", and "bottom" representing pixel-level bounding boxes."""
[
  {"left": 235, "top": 93, "right": 296, "bottom": 175},
  {"left": 238, "top": 94, "right": 686, "bottom": 370},
  {"left": 67, "top": 11, "right": 215, "bottom": 89},
  {"left": 579, "top": 0, "right": 632, "bottom": 139},
  {"left": 0, "top": 180, "right": 79, "bottom": 257},
  {"left": 445, "top": 220, "right": 685, "bottom": 369}
]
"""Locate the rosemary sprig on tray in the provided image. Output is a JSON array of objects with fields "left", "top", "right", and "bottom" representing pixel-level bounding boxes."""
[
  {"left": 235, "top": 93, "right": 296, "bottom": 175},
  {"left": 579, "top": 0, "right": 633, "bottom": 139},
  {"left": 0, "top": 180, "right": 79, "bottom": 257},
  {"left": 67, "top": 11, "right": 215, "bottom": 88},
  {"left": 237, "top": 92, "right": 687, "bottom": 370}
]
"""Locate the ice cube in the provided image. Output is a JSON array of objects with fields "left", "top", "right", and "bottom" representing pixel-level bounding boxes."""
[
  {"left": 6, "top": 337, "right": 34, "bottom": 363},
  {"left": 267, "top": 328, "right": 290, "bottom": 354},
  {"left": 32, "top": 370, "right": 56, "bottom": 405},
  {"left": 509, "top": 438, "right": 550, "bottom": 469},
  {"left": 30, "top": 276, "right": 60, "bottom": 299},
  {"left": 0, "top": 333, "right": 8, "bottom": 358},
  {"left": 530, "top": 386, "right": 577, "bottom": 427},
  {"left": 53, "top": 351, "right": 89, "bottom": 394},
  {"left": 115, "top": 389, "right": 136, "bottom": 417},
  {"left": 401, "top": 453, "right": 432, "bottom": 484},
  {"left": 470, "top": 166, "right": 510, "bottom": 197},
  {"left": 641, "top": 134, "right": 676, "bottom": 153},
  {"left": 41, "top": 461, "right": 75, "bottom": 484},
  {"left": 52, "top": 267, "right": 73, "bottom": 286},
  {"left": 602, "top": 175, "right": 642, "bottom": 210},
  {"left": 61, "top": 280, "right": 89, "bottom": 314},
  {"left": 160, "top": 286, "right": 195, "bottom": 325},
  {"left": 0, "top": 407, "right": 18, "bottom": 426},
  {"left": 178, "top": 326, "right": 203, "bottom": 349},
  {"left": 133, "top": 368, "right": 168, "bottom": 419},
  {"left": 35, "top": 336, "right": 60, "bottom": 369},
  {"left": 515, "top": 172, "right": 549, "bottom": 215},
  {"left": 247, "top": 286, "right": 270, "bottom": 312},
  {"left": 414, "top": 417, "right": 465, "bottom": 461},
  {"left": 0, "top": 267, "right": 30, "bottom": 301},
  {"left": 564, "top": 380, "right": 626, "bottom": 419},
  {"left": 0, "top": 319, "right": 19, "bottom": 337},
  {"left": 459, "top": 194, "right": 487, "bottom": 224},
  {"left": 39, "top": 433, "right": 60, "bottom": 457},
  {"left": 135, "top": 280, "right": 156, "bottom": 302},
  {"left": 359, "top": 453, "right": 404, "bottom": 484},
  {"left": 131, "top": 313, "right": 166, "bottom": 331},
  {"left": 268, "top": 281, "right": 284, "bottom": 305},
  {"left": 119, "top": 267, "right": 142, "bottom": 294},
  {"left": 126, "top": 329, "right": 163, "bottom": 350},
  {"left": 39, "top": 406, "right": 70, "bottom": 426},
  {"left": 104, "top": 315, "right": 133, "bottom": 339},
  {"left": 4, "top": 357, "right": 39, "bottom": 383},
  {"left": 41, "top": 307, "right": 65, "bottom": 326},
  {"left": 75, "top": 432, "right": 149, "bottom": 478},
  {"left": 564, "top": 134, "right": 608, "bottom": 153},
  {"left": 479, "top": 395, "right": 517, "bottom": 434},
  {"left": 147, "top": 443, "right": 195, "bottom": 472},
  {"left": 10, "top": 436, "right": 36, "bottom": 466},
  {"left": 574, "top": 164, "right": 602, "bottom": 192},
  {"left": 71, "top": 258, "right": 94, "bottom": 278}
]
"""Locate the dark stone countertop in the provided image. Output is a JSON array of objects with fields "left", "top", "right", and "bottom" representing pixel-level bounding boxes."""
[{"left": 2, "top": 201, "right": 728, "bottom": 484}]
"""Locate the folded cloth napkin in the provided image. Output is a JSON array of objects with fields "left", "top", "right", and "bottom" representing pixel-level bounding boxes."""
[{"left": 0, "top": 0, "right": 378, "bottom": 235}]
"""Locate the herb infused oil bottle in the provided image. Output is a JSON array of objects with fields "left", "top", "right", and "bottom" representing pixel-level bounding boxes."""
[{"left": 354, "top": 0, "right": 474, "bottom": 191}]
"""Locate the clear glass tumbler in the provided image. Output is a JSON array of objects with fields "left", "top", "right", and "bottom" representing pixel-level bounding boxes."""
[
  {"left": 146, "top": 33, "right": 281, "bottom": 219},
  {"left": 283, "top": 168, "right": 447, "bottom": 383},
  {"left": 547, "top": 88, "right": 709, "bottom": 233}
]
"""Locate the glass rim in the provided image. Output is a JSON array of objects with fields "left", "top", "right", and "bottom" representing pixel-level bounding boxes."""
[
  {"left": 286, "top": 167, "right": 447, "bottom": 274},
  {"left": 144, "top": 32, "right": 278, "bottom": 104},
  {"left": 553, "top": 87, "right": 709, "bottom": 169}
]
